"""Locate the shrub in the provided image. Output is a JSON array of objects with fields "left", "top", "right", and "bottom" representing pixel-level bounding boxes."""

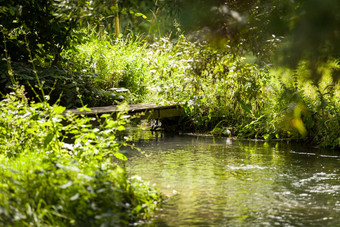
[
  {"left": 0, "top": 61, "right": 125, "bottom": 108},
  {"left": 0, "top": 87, "right": 162, "bottom": 226}
]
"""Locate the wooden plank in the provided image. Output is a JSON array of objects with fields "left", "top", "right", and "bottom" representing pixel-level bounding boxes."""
[{"left": 64, "top": 103, "right": 184, "bottom": 119}]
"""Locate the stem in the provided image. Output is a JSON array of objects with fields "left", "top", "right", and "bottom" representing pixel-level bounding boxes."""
[
  {"left": 1, "top": 31, "right": 16, "bottom": 85},
  {"left": 115, "top": 0, "right": 120, "bottom": 38},
  {"left": 24, "top": 34, "right": 46, "bottom": 102}
]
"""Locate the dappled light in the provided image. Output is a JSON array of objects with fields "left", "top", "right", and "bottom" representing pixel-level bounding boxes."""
[
  {"left": 127, "top": 131, "right": 340, "bottom": 226},
  {"left": 0, "top": 0, "right": 339, "bottom": 225}
]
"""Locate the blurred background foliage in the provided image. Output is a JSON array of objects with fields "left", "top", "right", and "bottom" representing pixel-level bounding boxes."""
[
  {"left": 1, "top": 0, "right": 339, "bottom": 80},
  {"left": 171, "top": 0, "right": 340, "bottom": 81}
]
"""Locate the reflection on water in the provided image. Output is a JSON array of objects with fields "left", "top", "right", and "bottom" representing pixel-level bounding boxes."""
[{"left": 125, "top": 130, "right": 340, "bottom": 226}]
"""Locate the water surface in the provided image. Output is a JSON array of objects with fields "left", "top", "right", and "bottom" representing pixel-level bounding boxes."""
[{"left": 125, "top": 131, "right": 340, "bottom": 226}]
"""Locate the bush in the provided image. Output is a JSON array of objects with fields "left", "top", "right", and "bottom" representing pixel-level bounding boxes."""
[
  {"left": 0, "top": 87, "right": 162, "bottom": 226},
  {"left": 238, "top": 63, "right": 340, "bottom": 148},
  {"left": 138, "top": 36, "right": 339, "bottom": 148},
  {"left": 0, "top": 61, "right": 125, "bottom": 108}
]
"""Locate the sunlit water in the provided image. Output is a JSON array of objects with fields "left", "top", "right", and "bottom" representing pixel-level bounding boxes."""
[{"left": 124, "top": 130, "right": 340, "bottom": 226}]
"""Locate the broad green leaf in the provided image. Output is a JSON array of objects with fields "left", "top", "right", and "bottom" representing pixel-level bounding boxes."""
[
  {"left": 114, "top": 152, "right": 127, "bottom": 161},
  {"left": 106, "top": 120, "right": 117, "bottom": 128},
  {"left": 44, "top": 133, "right": 54, "bottom": 148},
  {"left": 87, "top": 132, "right": 96, "bottom": 139},
  {"left": 117, "top": 125, "right": 125, "bottom": 131},
  {"left": 30, "top": 113, "right": 40, "bottom": 120},
  {"left": 53, "top": 105, "right": 66, "bottom": 114}
]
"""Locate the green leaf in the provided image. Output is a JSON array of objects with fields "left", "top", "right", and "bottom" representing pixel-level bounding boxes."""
[
  {"left": 53, "top": 105, "right": 66, "bottom": 114},
  {"left": 105, "top": 119, "right": 117, "bottom": 128},
  {"left": 44, "top": 133, "right": 54, "bottom": 148},
  {"left": 263, "top": 134, "right": 270, "bottom": 140},
  {"left": 79, "top": 105, "right": 91, "bottom": 111},
  {"left": 117, "top": 125, "right": 125, "bottom": 131},
  {"left": 135, "top": 13, "right": 147, "bottom": 19},
  {"left": 121, "top": 8, "right": 127, "bottom": 14},
  {"left": 87, "top": 132, "right": 96, "bottom": 139},
  {"left": 101, "top": 114, "right": 111, "bottom": 119},
  {"left": 114, "top": 152, "right": 127, "bottom": 161},
  {"left": 30, "top": 113, "right": 40, "bottom": 120},
  {"left": 239, "top": 100, "right": 252, "bottom": 114}
]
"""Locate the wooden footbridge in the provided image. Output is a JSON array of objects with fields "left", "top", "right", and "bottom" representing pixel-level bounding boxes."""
[{"left": 65, "top": 103, "right": 185, "bottom": 120}]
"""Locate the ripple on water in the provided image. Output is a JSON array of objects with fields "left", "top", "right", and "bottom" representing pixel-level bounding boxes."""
[
  {"left": 226, "top": 164, "right": 271, "bottom": 170},
  {"left": 126, "top": 133, "right": 340, "bottom": 226}
]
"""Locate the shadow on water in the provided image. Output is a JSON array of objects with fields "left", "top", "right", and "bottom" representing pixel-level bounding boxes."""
[{"left": 124, "top": 129, "right": 340, "bottom": 226}]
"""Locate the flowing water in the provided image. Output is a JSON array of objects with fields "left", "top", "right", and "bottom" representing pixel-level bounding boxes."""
[{"left": 125, "top": 130, "right": 340, "bottom": 226}]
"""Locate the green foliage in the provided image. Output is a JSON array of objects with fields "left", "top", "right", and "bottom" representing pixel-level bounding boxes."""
[
  {"left": 61, "top": 31, "right": 149, "bottom": 101},
  {"left": 59, "top": 29, "right": 339, "bottom": 147},
  {"left": 0, "top": 87, "right": 162, "bottom": 226},
  {"left": 238, "top": 63, "right": 340, "bottom": 148},
  {"left": 57, "top": 29, "right": 339, "bottom": 148},
  {"left": 164, "top": 0, "right": 340, "bottom": 81},
  {"left": 0, "top": 0, "right": 174, "bottom": 68},
  {"left": 137, "top": 36, "right": 269, "bottom": 130},
  {"left": 3, "top": 14, "right": 338, "bottom": 148},
  {"left": 0, "top": 0, "right": 91, "bottom": 65},
  {"left": 0, "top": 61, "right": 121, "bottom": 108},
  {"left": 276, "top": 0, "right": 340, "bottom": 81}
]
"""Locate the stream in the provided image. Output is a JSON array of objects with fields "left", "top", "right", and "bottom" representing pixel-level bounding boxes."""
[{"left": 125, "top": 130, "right": 340, "bottom": 226}]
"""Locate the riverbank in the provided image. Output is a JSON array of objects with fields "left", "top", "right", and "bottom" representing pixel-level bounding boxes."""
[
  {"left": 58, "top": 33, "right": 340, "bottom": 149},
  {"left": 1, "top": 32, "right": 339, "bottom": 149},
  {"left": 0, "top": 89, "right": 163, "bottom": 226}
]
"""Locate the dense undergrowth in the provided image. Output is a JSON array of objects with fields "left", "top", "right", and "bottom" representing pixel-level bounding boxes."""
[
  {"left": 0, "top": 86, "right": 162, "bottom": 226},
  {"left": 56, "top": 32, "right": 339, "bottom": 149},
  {"left": 1, "top": 30, "right": 339, "bottom": 148}
]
